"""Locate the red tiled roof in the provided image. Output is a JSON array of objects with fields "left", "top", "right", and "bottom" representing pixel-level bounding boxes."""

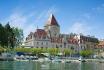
[
  {"left": 26, "top": 32, "right": 34, "bottom": 40},
  {"left": 67, "top": 38, "right": 78, "bottom": 44},
  {"left": 34, "top": 29, "right": 47, "bottom": 38},
  {"left": 97, "top": 41, "right": 104, "bottom": 48},
  {"left": 98, "top": 41, "right": 104, "bottom": 46},
  {"left": 51, "top": 37, "right": 62, "bottom": 43},
  {"left": 45, "top": 14, "right": 59, "bottom": 26}
]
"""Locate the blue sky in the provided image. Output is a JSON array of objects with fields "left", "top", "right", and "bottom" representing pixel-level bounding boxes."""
[{"left": 0, "top": 0, "right": 104, "bottom": 39}]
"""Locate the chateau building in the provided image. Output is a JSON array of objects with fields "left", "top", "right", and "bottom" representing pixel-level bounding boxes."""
[
  {"left": 24, "top": 14, "right": 99, "bottom": 52},
  {"left": 97, "top": 40, "right": 104, "bottom": 49}
]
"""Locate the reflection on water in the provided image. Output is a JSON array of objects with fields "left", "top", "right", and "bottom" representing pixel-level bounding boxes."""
[{"left": 0, "top": 61, "right": 104, "bottom": 70}]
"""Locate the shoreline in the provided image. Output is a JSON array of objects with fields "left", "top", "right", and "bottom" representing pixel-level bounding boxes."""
[{"left": 12, "top": 58, "right": 104, "bottom": 63}]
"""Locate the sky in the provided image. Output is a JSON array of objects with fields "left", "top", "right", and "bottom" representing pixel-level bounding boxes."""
[{"left": 0, "top": 0, "right": 104, "bottom": 39}]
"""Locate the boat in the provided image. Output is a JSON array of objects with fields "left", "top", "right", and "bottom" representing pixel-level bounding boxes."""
[
  {"left": 0, "top": 53, "right": 14, "bottom": 61},
  {"left": 51, "top": 57, "right": 63, "bottom": 63},
  {"left": 65, "top": 60, "right": 71, "bottom": 63},
  {"left": 52, "top": 59, "right": 62, "bottom": 63},
  {"left": 78, "top": 56, "right": 86, "bottom": 62},
  {"left": 14, "top": 55, "right": 38, "bottom": 61}
]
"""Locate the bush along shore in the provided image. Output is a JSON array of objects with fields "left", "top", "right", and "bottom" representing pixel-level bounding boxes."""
[
  {"left": 1, "top": 47, "right": 92, "bottom": 59},
  {"left": 0, "top": 47, "right": 103, "bottom": 63}
]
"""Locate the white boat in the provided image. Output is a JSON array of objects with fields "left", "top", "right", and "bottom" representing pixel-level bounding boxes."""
[
  {"left": 0, "top": 53, "right": 14, "bottom": 61},
  {"left": 14, "top": 55, "right": 38, "bottom": 61},
  {"left": 78, "top": 56, "right": 86, "bottom": 62},
  {"left": 52, "top": 57, "right": 62, "bottom": 63}
]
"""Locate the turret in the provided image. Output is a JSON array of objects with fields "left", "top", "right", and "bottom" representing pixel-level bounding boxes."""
[{"left": 44, "top": 14, "right": 60, "bottom": 37}]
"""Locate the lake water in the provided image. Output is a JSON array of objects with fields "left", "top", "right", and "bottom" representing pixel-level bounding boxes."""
[{"left": 0, "top": 61, "right": 104, "bottom": 70}]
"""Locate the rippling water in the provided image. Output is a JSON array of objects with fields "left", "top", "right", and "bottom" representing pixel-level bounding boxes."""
[{"left": 0, "top": 61, "right": 104, "bottom": 70}]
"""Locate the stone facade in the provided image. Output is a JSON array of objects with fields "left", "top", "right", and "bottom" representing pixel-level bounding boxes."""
[{"left": 24, "top": 14, "right": 99, "bottom": 52}]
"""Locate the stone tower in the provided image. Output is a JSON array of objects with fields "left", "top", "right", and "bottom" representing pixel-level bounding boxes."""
[{"left": 44, "top": 14, "right": 60, "bottom": 37}]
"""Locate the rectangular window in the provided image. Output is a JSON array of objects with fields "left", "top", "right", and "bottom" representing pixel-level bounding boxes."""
[
  {"left": 46, "top": 42, "right": 48, "bottom": 45},
  {"left": 60, "top": 45, "right": 62, "bottom": 48},
  {"left": 41, "top": 42, "right": 43, "bottom": 45},
  {"left": 37, "top": 42, "right": 39, "bottom": 45}
]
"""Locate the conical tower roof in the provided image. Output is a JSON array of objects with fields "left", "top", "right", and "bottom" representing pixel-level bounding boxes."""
[{"left": 45, "top": 14, "right": 59, "bottom": 27}]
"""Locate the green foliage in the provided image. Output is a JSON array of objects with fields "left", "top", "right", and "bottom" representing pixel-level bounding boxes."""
[
  {"left": 63, "top": 49, "right": 72, "bottom": 56},
  {"left": 15, "top": 48, "right": 32, "bottom": 53},
  {"left": 47, "top": 48, "right": 60, "bottom": 56},
  {"left": 79, "top": 50, "right": 93, "bottom": 57},
  {"left": 15, "top": 48, "right": 43, "bottom": 54},
  {"left": 12, "top": 27, "right": 24, "bottom": 47},
  {"left": 14, "top": 48, "right": 61, "bottom": 56},
  {"left": 0, "top": 23, "right": 7, "bottom": 47},
  {"left": 0, "top": 47, "right": 5, "bottom": 53},
  {"left": 4, "top": 23, "right": 13, "bottom": 48},
  {"left": 0, "top": 23, "right": 24, "bottom": 49},
  {"left": 14, "top": 47, "right": 77, "bottom": 57},
  {"left": 15, "top": 48, "right": 94, "bottom": 57},
  {"left": 32, "top": 48, "right": 43, "bottom": 54}
]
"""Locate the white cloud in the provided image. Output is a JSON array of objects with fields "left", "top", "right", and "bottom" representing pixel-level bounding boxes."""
[
  {"left": 2, "top": 6, "right": 57, "bottom": 38},
  {"left": 3, "top": 11, "right": 37, "bottom": 37},
  {"left": 8, "top": 12, "right": 27, "bottom": 28},
  {"left": 69, "top": 22, "right": 91, "bottom": 35},
  {"left": 22, "top": 11, "right": 47, "bottom": 37}
]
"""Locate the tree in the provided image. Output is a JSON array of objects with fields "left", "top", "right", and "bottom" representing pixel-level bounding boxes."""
[
  {"left": 48, "top": 48, "right": 60, "bottom": 56},
  {"left": 0, "top": 22, "right": 24, "bottom": 49},
  {"left": 12, "top": 27, "right": 24, "bottom": 47},
  {"left": 5, "top": 23, "right": 24, "bottom": 48},
  {"left": 63, "top": 49, "right": 72, "bottom": 56},
  {"left": 79, "top": 50, "right": 93, "bottom": 58},
  {"left": 4, "top": 23, "right": 12, "bottom": 48},
  {"left": 0, "top": 23, "right": 3, "bottom": 46}
]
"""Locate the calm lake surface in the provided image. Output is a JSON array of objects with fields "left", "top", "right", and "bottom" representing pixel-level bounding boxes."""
[{"left": 0, "top": 61, "right": 104, "bottom": 70}]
